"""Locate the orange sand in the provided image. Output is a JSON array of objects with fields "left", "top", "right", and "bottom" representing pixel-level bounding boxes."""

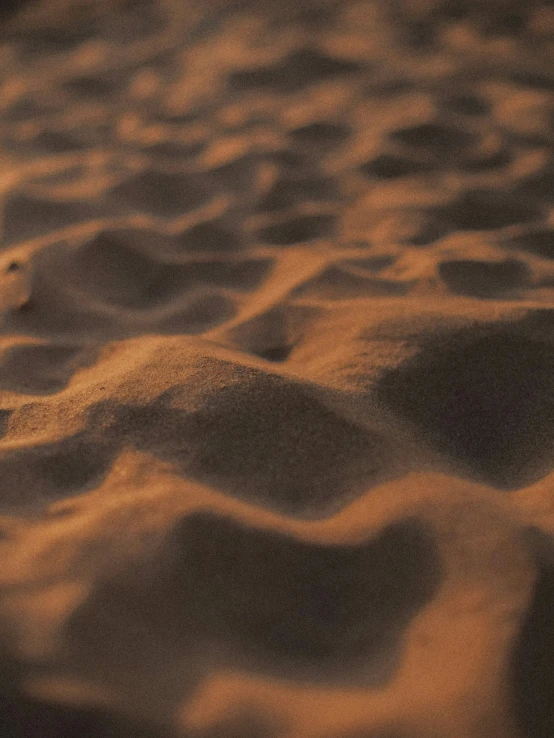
[{"left": 1, "top": 0, "right": 554, "bottom": 736}]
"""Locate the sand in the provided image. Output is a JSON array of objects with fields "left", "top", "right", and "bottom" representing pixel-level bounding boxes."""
[{"left": 0, "top": 0, "right": 554, "bottom": 736}]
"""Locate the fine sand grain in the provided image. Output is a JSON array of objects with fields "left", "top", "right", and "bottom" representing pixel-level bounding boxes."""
[{"left": 1, "top": 0, "right": 554, "bottom": 736}]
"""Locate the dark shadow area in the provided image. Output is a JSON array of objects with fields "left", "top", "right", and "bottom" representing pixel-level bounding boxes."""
[
  {"left": 360, "top": 154, "right": 432, "bottom": 179},
  {"left": 459, "top": 147, "right": 513, "bottom": 173},
  {"left": 514, "top": 165, "right": 554, "bottom": 205},
  {"left": 1, "top": 698, "right": 174, "bottom": 738},
  {"left": 62, "top": 75, "right": 121, "bottom": 98},
  {"left": 143, "top": 140, "right": 205, "bottom": 163},
  {"left": 228, "top": 48, "right": 362, "bottom": 93},
  {"left": 507, "top": 229, "right": 554, "bottom": 259},
  {"left": 69, "top": 233, "right": 270, "bottom": 308},
  {"left": 0, "top": 659, "right": 176, "bottom": 738},
  {"left": 3, "top": 195, "right": 100, "bottom": 244},
  {"left": 0, "top": 0, "right": 31, "bottom": 16},
  {"left": 376, "top": 325, "right": 554, "bottom": 488},
  {"left": 26, "top": 131, "right": 86, "bottom": 155},
  {"left": 4, "top": 237, "right": 269, "bottom": 337},
  {"left": 288, "top": 122, "right": 351, "bottom": 151},
  {"left": 292, "top": 265, "right": 408, "bottom": 300},
  {"left": 385, "top": 0, "right": 548, "bottom": 45},
  {"left": 336, "top": 731, "right": 404, "bottom": 738},
  {"left": 440, "top": 93, "right": 490, "bottom": 116},
  {"left": 224, "top": 303, "right": 317, "bottom": 364},
  {"left": 172, "top": 512, "right": 440, "bottom": 682},
  {"left": 360, "top": 153, "right": 432, "bottom": 179},
  {"left": 174, "top": 221, "right": 244, "bottom": 252},
  {"left": 67, "top": 510, "right": 440, "bottom": 687},
  {"left": 435, "top": 189, "right": 541, "bottom": 231},
  {"left": 509, "top": 71, "right": 554, "bottom": 91},
  {"left": 390, "top": 122, "right": 475, "bottom": 158},
  {"left": 0, "top": 640, "right": 180, "bottom": 738},
  {"left": 0, "top": 409, "right": 11, "bottom": 438},
  {"left": 511, "top": 528, "right": 554, "bottom": 738},
  {"left": 0, "top": 343, "right": 94, "bottom": 395},
  {"left": 0, "top": 433, "right": 116, "bottom": 509},
  {"left": 257, "top": 213, "right": 336, "bottom": 245},
  {"left": 158, "top": 293, "right": 236, "bottom": 334},
  {"left": 256, "top": 176, "right": 338, "bottom": 212},
  {"left": 254, "top": 344, "right": 293, "bottom": 362},
  {"left": 437, "top": 258, "right": 530, "bottom": 297},
  {"left": 109, "top": 172, "right": 213, "bottom": 218},
  {"left": 109, "top": 365, "right": 387, "bottom": 514}
]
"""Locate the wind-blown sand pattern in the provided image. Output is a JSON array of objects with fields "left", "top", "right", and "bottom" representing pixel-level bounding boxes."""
[{"left": 1, "top": 0, "right": 554, "bottom": 736}]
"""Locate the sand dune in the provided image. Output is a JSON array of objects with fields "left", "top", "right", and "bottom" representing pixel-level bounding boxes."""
[{"left": 1, "top": 0, "right": 554, "bottom": 736}]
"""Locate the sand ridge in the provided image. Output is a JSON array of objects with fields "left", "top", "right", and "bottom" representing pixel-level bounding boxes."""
[{"left": 0, "top": 0, "right": 554, "bottom": 736}]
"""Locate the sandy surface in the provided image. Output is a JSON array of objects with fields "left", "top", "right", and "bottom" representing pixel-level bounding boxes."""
[{"left": 0, "top": 0, "right": 554, "bottom": 736}]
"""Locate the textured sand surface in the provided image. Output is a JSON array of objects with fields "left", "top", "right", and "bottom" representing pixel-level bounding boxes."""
[{"left": 1, "top": 0, "right": 554, "bottom": 736}]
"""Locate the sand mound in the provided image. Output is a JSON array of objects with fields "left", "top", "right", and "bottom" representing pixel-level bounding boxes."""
[{"left": 1, "top": 0, "right": 554, "bottom": 736}]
